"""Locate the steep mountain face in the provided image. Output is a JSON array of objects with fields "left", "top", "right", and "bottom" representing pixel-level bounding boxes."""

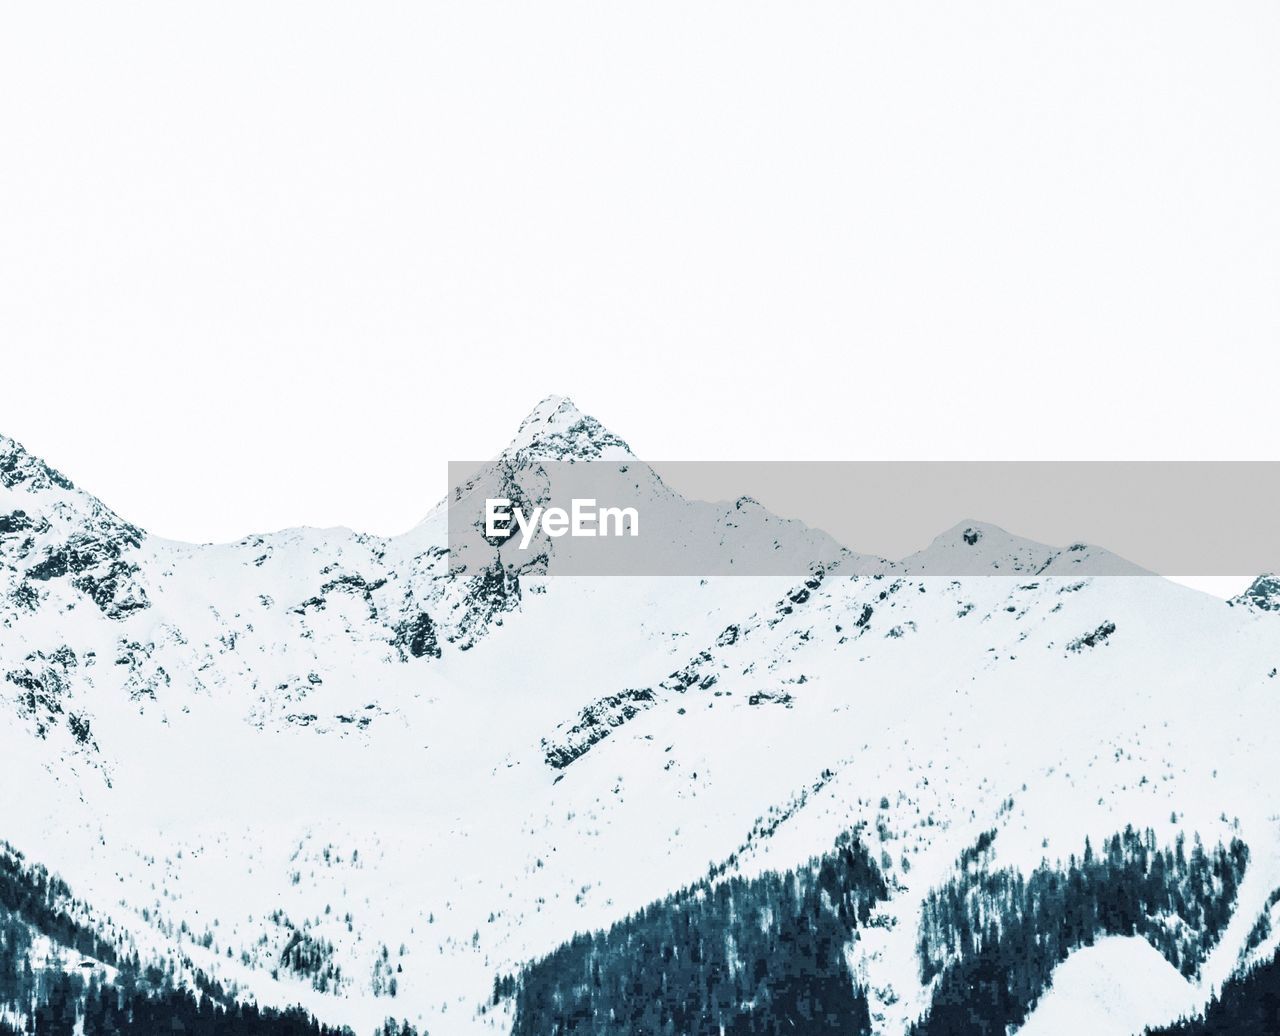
[{"left": 2, "top": 397, "right": 1279, "bottom": 1036}]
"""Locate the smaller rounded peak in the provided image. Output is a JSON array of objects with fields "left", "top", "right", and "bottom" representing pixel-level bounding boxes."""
[
  {"left": 906, "top": 519, "right": 1059, "bottom": 576},
  {"left": 935, "top": 519, "right": 1013, "bottom": 546},
  {"left": 910, "top": 519, "right": 1149, "bottom": 576}
]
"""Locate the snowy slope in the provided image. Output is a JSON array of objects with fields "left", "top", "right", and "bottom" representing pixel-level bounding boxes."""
[
  {"left": 1017, "top": 937, "right": 1200, "bottom": 1036},
  {"left": 2, "top": 397, "right": 1279, "bottom": 1035}
]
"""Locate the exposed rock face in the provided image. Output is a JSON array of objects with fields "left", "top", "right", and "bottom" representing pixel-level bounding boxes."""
[
  {"left": 0, "top": 437, "right": 77, "bottom": 493},
  {"left": 542, "top": 687, "right": 658, "bottom": 769},
  {"left": 1067, "top": 620, "right": 1117, "bottom": 652},
  {"left": 1231, "top": 573, "right": 1280, "bottom": 612},
  {"left": 393, "top": 611, "right": 441, "bottom": 660},
  {"left": 1, "top": 434, "right": 150, "bottom": 619}
]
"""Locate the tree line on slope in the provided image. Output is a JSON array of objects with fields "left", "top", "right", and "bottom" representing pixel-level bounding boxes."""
[
  {"left": 0, "top": 971, "right": 352, "bottom": 1036},
  {"left": 912, "top": 826, "right": 1249, "bottom": 1036},
  {"left": 1, "top": 912, "right": 357, "bottom": 1035},
  {"left": 1, "top": 840, "right": 423, "bottom": 1036},
  {"left": 0, "top": 844, "right": 117, "bottom": 968},
  {"left": 506, "top": 832, "right": 888, "bottom": 1036},
  {"left": 501, "top": 823, "right": 1252, "bottom": 1036}
]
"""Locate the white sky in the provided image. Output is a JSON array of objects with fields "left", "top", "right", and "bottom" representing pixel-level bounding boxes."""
[{"left": 2, "top": 2, "right": 1278, "bottom": 575}]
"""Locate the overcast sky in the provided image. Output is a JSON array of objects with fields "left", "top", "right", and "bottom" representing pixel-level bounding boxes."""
[{"left": 2, "top": 2, "right": 1277, "bottom": 575}]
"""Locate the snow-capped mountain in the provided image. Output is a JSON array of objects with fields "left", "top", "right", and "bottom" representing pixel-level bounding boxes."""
[{"left": 3, "top": 397, "right": 1280, "bottom": 1036}]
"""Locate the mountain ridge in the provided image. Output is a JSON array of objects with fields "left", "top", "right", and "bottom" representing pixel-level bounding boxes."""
[
  {"left": 0, "top": 396, "right": 1212, "bottom": 584},
  {"left": 3, "top": 399, "right": 1279, "bottom": 1036}
]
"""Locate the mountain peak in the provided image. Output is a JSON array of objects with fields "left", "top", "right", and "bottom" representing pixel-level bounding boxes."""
[
  {"left": 514, "top": 394, "right": 582, "bottom": 433},
  {"left": 502, "top": 395, "right": 634, "bottom": 462},
  {"left": 0, "top": 433, "right": 78, "bottom": 496},
  {"left": 1229, "top": 573, "right": 1280, "bottom": 612}
]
